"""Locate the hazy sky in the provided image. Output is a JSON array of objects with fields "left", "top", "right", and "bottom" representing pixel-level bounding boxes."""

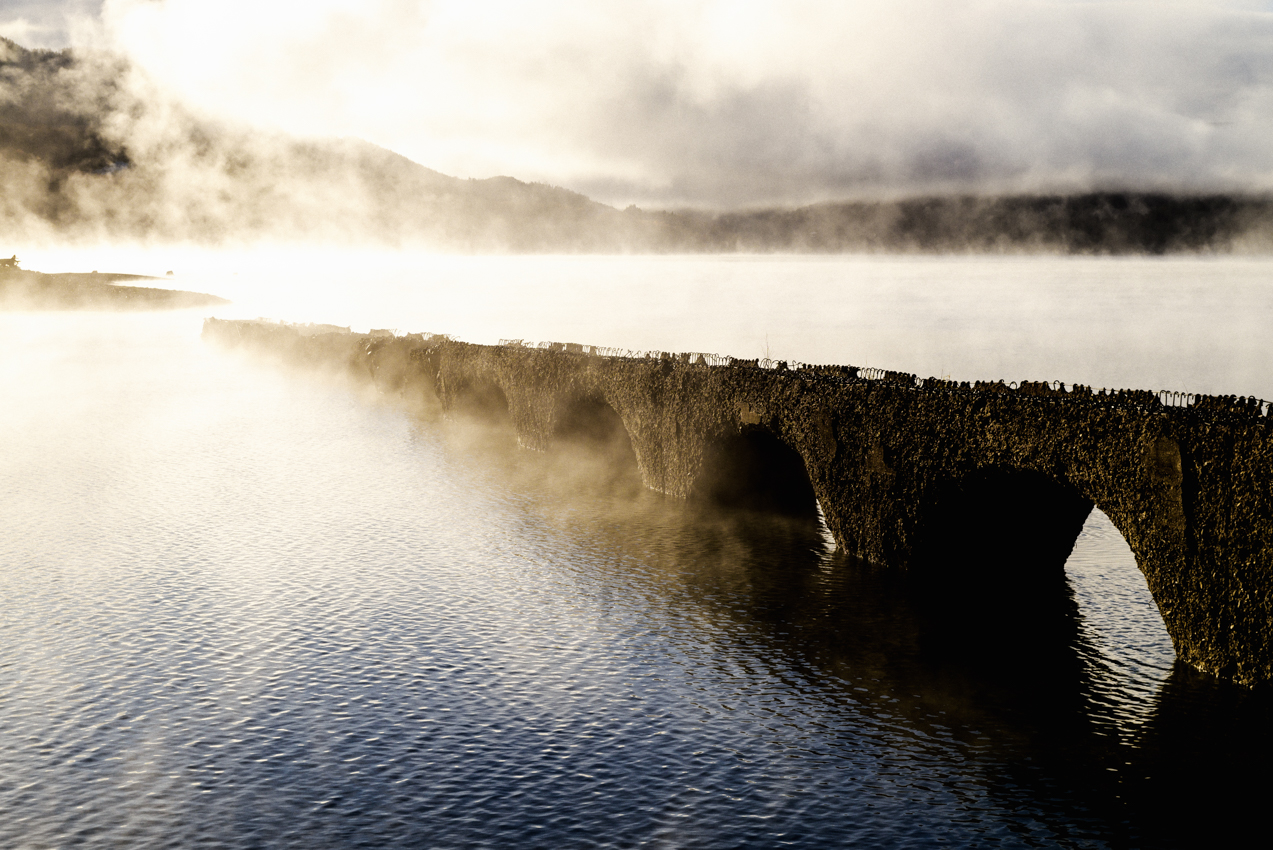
[{"left": 6, "top": 0, "right": 1273, "bottom": 207}]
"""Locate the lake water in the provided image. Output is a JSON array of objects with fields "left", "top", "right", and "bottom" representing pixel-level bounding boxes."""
[{"left": 3, "top": 253, "right": 1272, "bottom": 848}]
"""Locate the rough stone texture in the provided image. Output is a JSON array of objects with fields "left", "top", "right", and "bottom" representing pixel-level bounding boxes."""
[{"left": 203, "top": 318, "right": 1273, "bottom": 686}]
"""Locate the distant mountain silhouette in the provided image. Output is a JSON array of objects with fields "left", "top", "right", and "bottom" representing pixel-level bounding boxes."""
[
  {"left": 672, "top": 194, "right": 1273, "bottom": 254},
  {"left": 2, "top": 36, "right": 1271, "bottom": 253}
]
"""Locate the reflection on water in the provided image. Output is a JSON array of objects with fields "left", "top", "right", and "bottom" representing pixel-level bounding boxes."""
[{"left": 3, "top": 259, "right": 1273, "bottom": 848}]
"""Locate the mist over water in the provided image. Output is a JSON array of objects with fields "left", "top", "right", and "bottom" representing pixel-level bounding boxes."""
[
  {"left": 3, "top": 253, "right": 1273, "bottom": 847},
  {"left": 28, "top": 247, "right": 1272, "bottom": 397}
]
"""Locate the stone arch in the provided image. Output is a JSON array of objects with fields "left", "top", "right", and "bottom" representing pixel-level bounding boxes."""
[
  {"left": 911, "top": 463, "right": 1184, "bottom": 675},
  {"left": 690, "top": 426, "right": 820, "bottom": 519},
  {"left": 550, "top": 394, "right": 639, "bottom": 476},
  {"left": 909, "top": 456, "right": 1197, "bottom": 679}
]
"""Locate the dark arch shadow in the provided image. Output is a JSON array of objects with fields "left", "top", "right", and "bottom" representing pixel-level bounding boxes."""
[
  {"left": 911, "top": 467, "right": 1096, "bottom": 663},
  {"left": 444, "top": 379, "right": 518, "bottom": 456},
  {"left": 549, "top": 396, "right": 642, "bottom": 493},
  {"left": 915, "top": 466, "right": 1095, "bottom": 588},
  {"left": 450, "top": 378, "right": 512, "bottom": 427},
  {"left": 553, "top": 397, "right": 638, "bottom": 468},
  {"left": 690, "top": 428, "right": 820, "bottom": 520}
]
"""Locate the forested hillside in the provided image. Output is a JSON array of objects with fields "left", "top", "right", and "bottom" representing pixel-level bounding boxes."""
[{"left": 2, "top": 37, "right": 1269, "bottom": 253}]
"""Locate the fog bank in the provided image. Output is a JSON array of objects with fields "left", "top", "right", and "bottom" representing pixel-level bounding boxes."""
[{"left": 93, "top": 0, "right": 1273, "bottom": 209}]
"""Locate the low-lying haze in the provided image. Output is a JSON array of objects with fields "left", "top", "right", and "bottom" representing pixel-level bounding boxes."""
[{"left": 5, "top": 1, "right": 1273, "bottom": 210}]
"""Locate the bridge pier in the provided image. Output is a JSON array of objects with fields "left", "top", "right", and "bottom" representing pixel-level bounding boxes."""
[{"left": 203, "top": 319, "right": 1273, "bottom": 686}]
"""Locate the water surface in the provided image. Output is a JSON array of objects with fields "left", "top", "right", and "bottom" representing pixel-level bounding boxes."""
[{"left": 2, "top": 255, "right": 1272, "bottom": 848}]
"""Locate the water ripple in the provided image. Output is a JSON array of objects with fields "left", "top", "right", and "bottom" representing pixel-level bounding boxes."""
[{"left": 1, "top": 313, "right": 1270, "bottom": 848}]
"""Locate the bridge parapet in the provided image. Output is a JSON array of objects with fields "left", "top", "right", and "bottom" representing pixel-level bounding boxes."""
[
  {"left": 493, "top": 333, "right": 1273, "bottom": 421},
  {"left": 203, "top": 317, "right": 1273, "bottom": 686},
  {"left": 495, "top": 333, "right": 1273, "bottom": 420}
]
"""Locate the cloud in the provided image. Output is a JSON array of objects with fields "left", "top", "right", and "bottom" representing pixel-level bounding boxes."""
[{"left": 25, "top": 1, "right": 1273, "bottom": 206}]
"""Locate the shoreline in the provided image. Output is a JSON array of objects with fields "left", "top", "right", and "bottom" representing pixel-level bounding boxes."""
[{"left": 0, "top": 268, "right": 229, "bottom": 311}]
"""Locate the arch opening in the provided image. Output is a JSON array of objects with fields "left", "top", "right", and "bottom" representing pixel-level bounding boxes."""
[
  {"left": 449, "top": 379, "right": 513, "bottom": 431},
  {"left": 911, "top": 467, "right": 1096, "bottom": 663},
  {"left": 369, "top": 346, "right": 441, "bottom": 419},
  {"left": 691, "top": 428, "right": 820, "bottom": 520},
  {"left": 913, "top": 467, "right": 1176, "bottom": 688},
  {"left": 551, "top": 396, "right": 641, "bottom": 484},
  {"left": 916, "top": 467, "right": 1094, "bottom": 591}
]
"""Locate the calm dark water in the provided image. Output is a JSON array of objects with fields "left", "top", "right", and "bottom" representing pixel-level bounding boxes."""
[{"left": 2, "top": 301, "right": 1272, "bottom": 849}]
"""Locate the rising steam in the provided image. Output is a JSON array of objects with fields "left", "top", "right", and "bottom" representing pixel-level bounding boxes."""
[
  {"left": 95, "top": 0, "right": 1273, "bottom": 208},
  {"left": 4, "top": 2, "right": 1273, "bottom": 251}
]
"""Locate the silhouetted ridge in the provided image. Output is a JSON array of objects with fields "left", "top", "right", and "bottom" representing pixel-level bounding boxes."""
[{"left": 679, "top": 193, "right": 1264, "bottom": 254}]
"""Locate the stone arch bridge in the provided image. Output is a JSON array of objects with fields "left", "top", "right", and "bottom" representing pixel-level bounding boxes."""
[{"left": 204, "top": 318, "right": 1273, "bottom": 686}]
